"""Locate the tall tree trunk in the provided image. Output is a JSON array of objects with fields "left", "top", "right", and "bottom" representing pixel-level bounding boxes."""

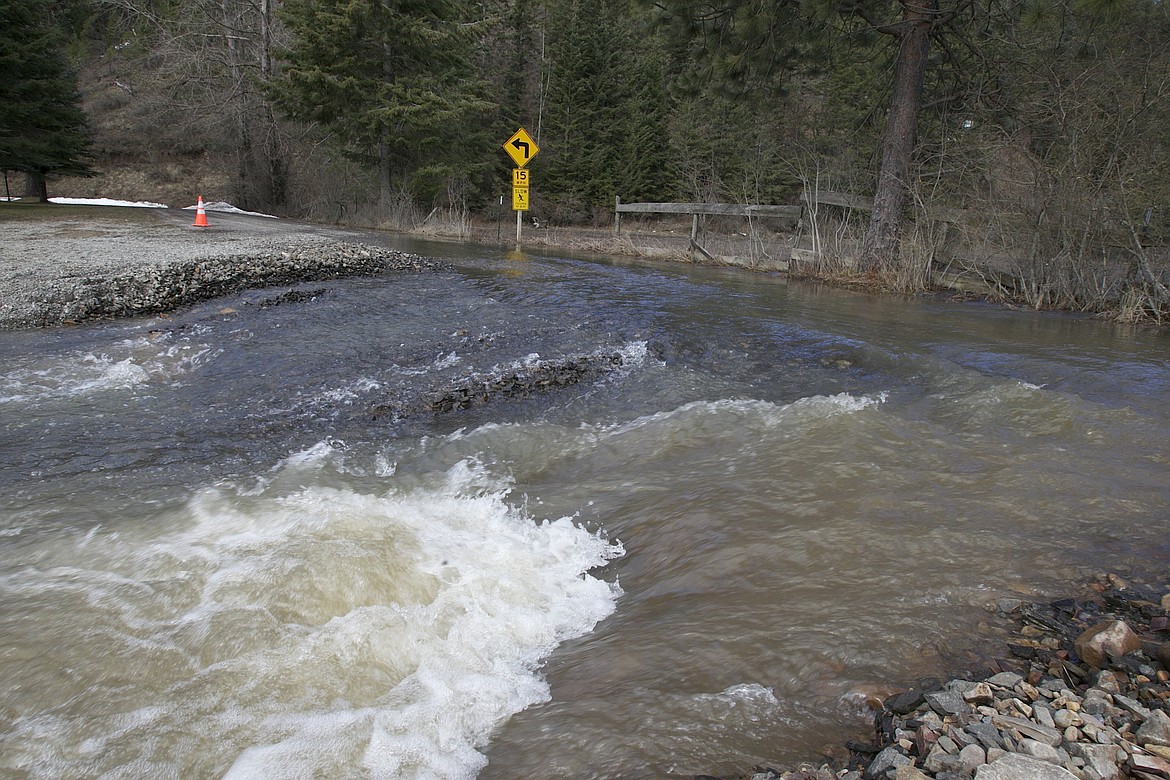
[
  {"left": 379, "top": 41, "right": 395, "bottom": 210},
  {"left": 858, "top": 0, "right": 936, "bottom": 273},
  {"left": 25, "top": 172, "right": 48, "bottom": 202}
]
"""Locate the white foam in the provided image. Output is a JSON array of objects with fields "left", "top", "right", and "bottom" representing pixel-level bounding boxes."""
[
  {"left": 603, "top": 391, "right": 887, "bottom": 439},
  {"left": 0, "top": 334, "right": 219, "bottom": 405},
  {"left": 0, "top": 456, "right": 622, "bottom": 778}
]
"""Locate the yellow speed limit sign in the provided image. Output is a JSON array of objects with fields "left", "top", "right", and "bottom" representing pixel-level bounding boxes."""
[
  {"left": 512, "top": 168, "right": 529, "bottom": 187},
  {"left": 512, "top": 186, "right": 529, "bottom": 211}
]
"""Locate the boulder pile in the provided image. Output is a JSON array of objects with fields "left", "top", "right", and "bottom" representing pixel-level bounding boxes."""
[
  {"left": 422, "top": 349, "right": 628, "bottom": 413},
  {"left": 714, "top": 576, "right": 1170, "bottom": 780}
]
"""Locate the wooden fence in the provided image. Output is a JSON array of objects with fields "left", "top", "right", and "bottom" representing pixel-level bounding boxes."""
[{"left": 614, "top": 193, "right": 970, "bottom": 263}]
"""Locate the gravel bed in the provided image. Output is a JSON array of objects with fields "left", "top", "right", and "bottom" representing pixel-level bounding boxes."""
[{"left": 0, "top": 211, "right": 442, "bottom": 329}]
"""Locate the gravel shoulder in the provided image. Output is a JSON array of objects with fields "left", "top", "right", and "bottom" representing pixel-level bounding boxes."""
[{"left": 0, "top": 206, "right": 435, "bottom": 329}]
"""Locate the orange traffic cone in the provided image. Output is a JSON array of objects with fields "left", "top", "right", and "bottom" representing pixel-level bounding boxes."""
[{"left": 192, "top": 196, "right": 209, "bottom": 228}]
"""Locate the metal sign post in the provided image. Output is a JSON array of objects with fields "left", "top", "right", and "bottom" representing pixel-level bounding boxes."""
[{"left": 502, "top": 128, "right": 540, "bottom": 246}]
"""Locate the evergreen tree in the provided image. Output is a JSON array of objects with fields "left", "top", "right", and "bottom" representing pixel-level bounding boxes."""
[
  {"left": 270, "top": 0, "right": 496, "bottom": 207},
  {"left": 541, "top": 0, "right": 674, "bottom": 218},
  {"left": 0, "top": 0, "right": 95, "bottom": 201}
]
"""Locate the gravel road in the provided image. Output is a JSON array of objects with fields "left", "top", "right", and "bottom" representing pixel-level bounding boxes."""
[{"left": 0, "top": 207, "right": 433, "bottom": 329}]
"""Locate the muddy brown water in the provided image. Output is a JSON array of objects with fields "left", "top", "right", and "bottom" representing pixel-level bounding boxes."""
[{"left": 1, "top": 232, "right": 1167, "bottom": 778}]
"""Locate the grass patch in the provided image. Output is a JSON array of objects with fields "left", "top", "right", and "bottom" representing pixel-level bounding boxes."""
[{"left": 0, "top": 200, "right": 168, "bottom": 225}]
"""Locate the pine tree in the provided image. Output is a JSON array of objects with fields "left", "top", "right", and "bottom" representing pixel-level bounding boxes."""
[
  {"left": 0, "top": 0, "right": 95, "bottom": 201},
  {"left": 541, "top": 0, "right": 674, "bottom": 218},
  {"left": 270, "top": 0, "right": 495, "bottom": 208}
]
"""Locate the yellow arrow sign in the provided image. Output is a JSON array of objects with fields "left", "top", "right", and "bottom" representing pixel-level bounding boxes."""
[{"left": 503, "top": 127, "right": 539, "bottom": 168}]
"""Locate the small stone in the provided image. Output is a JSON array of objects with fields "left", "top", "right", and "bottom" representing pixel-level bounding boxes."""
[
  {"left": 987, "top": 747, "right": 1007, "bottom": 763},
  {"left": 1009, "top": 698, "right": 1034, "bottom": 717},
  {"left": 1152, "top": 746, "right": 1170, "bottom": 761},
  {"left": 1067, "top": 744, "right": 1123, "bottom": 780},
  {"left": 991, "top": 714, "right": 1064, "bottom": 747},
  {"left": 1136, "top": 709, "right": 1170, "bottom": 748},
  {"left": 1162, "top": 592, "right": 1170, "bottom": 611},
  {"left": 865, "top": 746, "right": 910, "bottom": 780},
  {"left": 974, "top": 751, "right": 1082, "bottom": 779},
  {"left": 1016, "top": 737, "right": 1063, "bottom": 765},
  {"left": 915, "top": 725, "right": 939, "bottom": 756},
  {"left": 964, "top": 682, "right": 995, "bottom": 705},
  {"left": 924, "top": 744, "right": 961, "bottom": 774},
  {"left": 925, "top": 689, "right": 971, "bottom": 717},
  {"left": 1093, "top": 670, "right": 1122, "bottom": 693},
  {"left": 1113, "top": 694, "right": 1150, "bottom": 720},
  {"left": 987, "top": 672, "right": 1025, "bottom": 689},
  {"left": 1017, "top": 681, "right": 1041, "bottom": 701},
  {"left": 885, "top": 689, "right": 926, "bottom": 715},
  {"left": 1074, "top": 621, "right": 1142, "bottom": 669},
  {"left": 1053, "top": 709, "right": 1082, "bottom": 729},
  {"left": 1034, "top": 705, "right": 1056, "bottom": 729},
  {"left": 1064, "top": 726, "right": 1081, "bottom": 743},
  {"left": 937, "top": 734, "right": 959, "bottom": 754},
  {"left": 1082, "top": 698, "right": 1110, "bottom": 716},
  {"left": 1128, "top": 753, "right": 1170, "bottom": 779},
  {"left": 966, "top": 720, "right": 1005, "bottom": 750},
  {"left": 893, "top": 768, "right": 931, "bottom": 780},
  {"left": 960, "top": 742, "right": 988, "bottom": 771},
  {"left": 1158, "top": 642, "right": 1170, "bottom": 672}
]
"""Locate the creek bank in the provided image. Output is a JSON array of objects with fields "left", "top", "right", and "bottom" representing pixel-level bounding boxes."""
[
  {"left": 0, "top": 239, "right": 442, "bottom": 329},
  {"left": 708, "top": 575, "right": 1170, "bottom": 780}
]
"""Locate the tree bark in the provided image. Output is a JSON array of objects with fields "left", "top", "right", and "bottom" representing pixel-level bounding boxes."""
[
  {"left": 24, "top": 172, "right": 48, "bottom": 202},
  {"left": 857, "top": 0, "right": 937, "bottom": 273}
]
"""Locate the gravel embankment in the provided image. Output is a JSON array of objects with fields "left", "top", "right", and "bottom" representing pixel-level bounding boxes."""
[{"left": 0, "top": 209, "right": 442, "bottom": 329}]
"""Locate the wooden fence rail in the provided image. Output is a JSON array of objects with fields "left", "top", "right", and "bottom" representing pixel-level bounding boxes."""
[{"left": 614, "top": 192, "right": 970, "bottom": 262}]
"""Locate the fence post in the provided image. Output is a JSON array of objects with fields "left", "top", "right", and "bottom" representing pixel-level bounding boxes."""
[{"left": 614, "top": 196, "right": 622, "bottom": 236}]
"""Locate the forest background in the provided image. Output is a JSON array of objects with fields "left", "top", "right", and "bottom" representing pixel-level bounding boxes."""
[{"left": 2, "top": 0, "right": 1169, "bottom": 320}]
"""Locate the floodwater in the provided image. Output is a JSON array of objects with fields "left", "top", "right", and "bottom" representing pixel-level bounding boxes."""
[{"left": 1, "top": 235, "right": 1168, "bottom": 778}]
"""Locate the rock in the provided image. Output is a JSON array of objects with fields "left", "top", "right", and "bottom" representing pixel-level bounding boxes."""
[
  {"left": 1113, "top": 693, "right": 1151, "bottom": 719},
  {"left": 1128, "top": 753, "right": 1170, "bottom": 779},
  {"left": 1067, "top": 743, "right": 1124, "bottom": 780},
  {"left": 1015, "top": 737, "right": 1063, "bottom": 765},
  {"left": 1053, "top": 709, "right": 1082, "bottom": 729},
  {"left": 974, "top": 752, "right": 1081, "bottom": 779},
  {"left": 959, "top": 743, "right": 988, "bottom": 771},
  {"left": 1094, "top": 670, "right": 1123, "bottom": 694},
  {"left": 964, "top": 683, "right": 995, "bottom": 705},
  {"left": 1075, "top": 621, "right": 1143, "bottom": 669},
  {"left": 1136, "top": 709, "right": 1170, "bottom": 748},
  {"left": 1158, "top": 643, "right": 1170, "bottom": 670},
  {"left": 1162, "top": 593, "right": 1170, "bottom": 611},
  {"left": 865, "top": 746, "right": 911, "bottom": 779},
  {"left": 991, "top": 714, "right": 1064, "bottom": 746},
  {"left": 893, "top": 767, "right": 931, "bottom": 780},
  {"left": 1034, "top": 704, "right": 1056, "bottom": 729},
  {"left": 885, "top": 690, "right": 927, "bottom": 715},
  {"left": 925, "top": 689, "right": 971, "bottom": 717},
  {"left": 987, "top": 672, "right": 1025, "bottom": 689},
  {"left": 965, "top": 720, "right": 1005, "bottom": 750}
]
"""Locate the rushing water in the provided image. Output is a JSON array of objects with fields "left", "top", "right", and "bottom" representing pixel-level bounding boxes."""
[{"left": 1, "top": 237, "right": 1168, "bottom": 779}]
